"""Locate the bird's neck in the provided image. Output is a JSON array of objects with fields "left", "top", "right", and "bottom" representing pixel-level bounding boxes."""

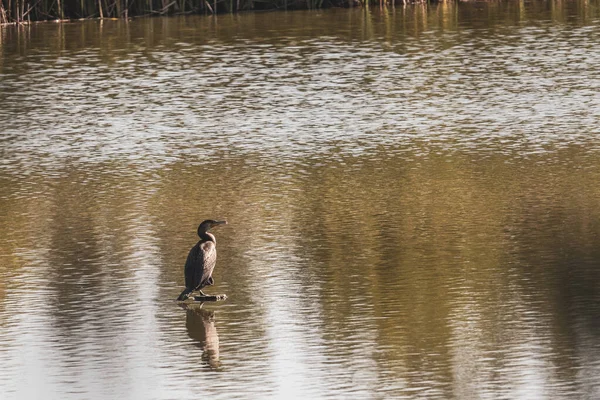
[{"left": 198, "top": 232, "right": 216, "bottom": 243}]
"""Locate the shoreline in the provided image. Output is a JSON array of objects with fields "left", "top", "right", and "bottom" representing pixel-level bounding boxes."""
[{"left": 2, "top": 0, "right": 442, "bottom": 26}]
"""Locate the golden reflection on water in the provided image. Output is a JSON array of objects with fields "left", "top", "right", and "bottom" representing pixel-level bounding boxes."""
[{"left": 2, "top": 149, "right": 599, "bottom": 398}]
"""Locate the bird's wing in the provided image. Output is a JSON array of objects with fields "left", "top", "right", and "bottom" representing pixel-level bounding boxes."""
[
  {"left": 184, "top": 243, "right": 203, "bottom": 290},
  {"left": 197, "top": 241, "right": 217, "bottom": 289}
]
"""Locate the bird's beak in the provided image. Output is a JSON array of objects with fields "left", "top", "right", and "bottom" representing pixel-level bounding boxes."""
[{"left": 214, "top": 220, "right": 227, "bottom": 226}]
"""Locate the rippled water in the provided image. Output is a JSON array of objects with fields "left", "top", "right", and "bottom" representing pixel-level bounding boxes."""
[{"left": 1, "top": 2, "right": 600, "bottom": 399}]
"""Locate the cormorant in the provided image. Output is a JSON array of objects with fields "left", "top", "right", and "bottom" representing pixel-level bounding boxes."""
[{"left": 177, "top": 220, "right": 227, "bottom": 301}]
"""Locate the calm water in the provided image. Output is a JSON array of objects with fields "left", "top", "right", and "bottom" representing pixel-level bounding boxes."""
[{"left": 1, "top": 2, "right": 600, "bottom": 399}]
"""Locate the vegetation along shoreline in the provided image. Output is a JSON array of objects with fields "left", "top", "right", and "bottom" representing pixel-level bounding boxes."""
[{"left": 2, "top": 0, "right": 490, "bottom": 26}]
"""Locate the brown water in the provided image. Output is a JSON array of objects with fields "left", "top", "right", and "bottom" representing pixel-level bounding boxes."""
[{"left": 1, "top": 2, "right": 600, "bottom": 399}]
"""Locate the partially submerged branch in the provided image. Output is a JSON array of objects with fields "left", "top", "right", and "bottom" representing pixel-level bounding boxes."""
[{"left": 177, "top": 294, "right": 228, "bottom": 302}]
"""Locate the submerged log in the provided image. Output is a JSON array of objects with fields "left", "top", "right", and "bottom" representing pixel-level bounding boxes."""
[
  {"left": 177, "top": 294, "right": 227, "bottom": 302},
  {"left": 194, "top": 294, "right": 227, "bottom": 301},
  {"left": 194, "top": 294, "right": 227, "bottom": 302}
]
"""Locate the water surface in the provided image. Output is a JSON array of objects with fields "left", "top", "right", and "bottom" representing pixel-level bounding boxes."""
[{"left": 1, "top": 2, "right": 600, "bottom": 399}]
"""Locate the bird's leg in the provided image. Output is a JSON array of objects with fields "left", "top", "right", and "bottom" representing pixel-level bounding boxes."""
[{"left": 197, "top": 290, "right": 208, "bottom": 296}]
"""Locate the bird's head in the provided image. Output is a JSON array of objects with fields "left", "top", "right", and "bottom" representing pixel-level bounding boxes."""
[{"left": 197, "top": 219, "right": 227, "bottom": 236}]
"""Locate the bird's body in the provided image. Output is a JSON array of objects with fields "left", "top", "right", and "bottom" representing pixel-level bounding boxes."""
[{"left": 177, "top": 220, "right": 227, "bottom": 301}]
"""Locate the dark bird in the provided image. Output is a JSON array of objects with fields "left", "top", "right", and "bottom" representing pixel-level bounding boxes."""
[{"left": 177, "top": 220, "right": 227, "bottom": 301}]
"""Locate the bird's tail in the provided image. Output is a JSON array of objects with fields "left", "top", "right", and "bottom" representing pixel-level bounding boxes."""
[{"left": 177, "top": 288, "right": 193, "bottom": 301}]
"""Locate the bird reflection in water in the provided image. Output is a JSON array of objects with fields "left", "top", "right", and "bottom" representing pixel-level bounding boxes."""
[{"left": 182, "top": 304, "right": 221, "bottom": 369}]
